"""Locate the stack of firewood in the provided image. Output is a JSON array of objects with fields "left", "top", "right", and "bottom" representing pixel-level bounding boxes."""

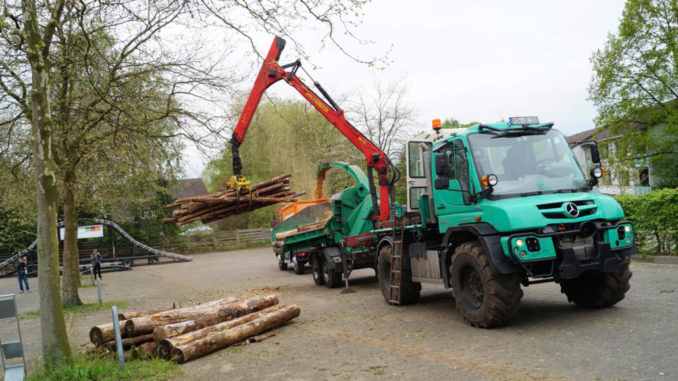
[
  {"left": 88, "top": 295, "right": 300, "bottom": 364},
  {"left": 163, "top": 174, "right": 305, "bottom": 226}
]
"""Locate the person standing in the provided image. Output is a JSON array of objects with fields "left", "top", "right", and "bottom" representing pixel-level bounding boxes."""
[
  {"left": 16, "top": 256, "right": 30, "bottom": 293},
  {"left": 91, "top": 248, "right": 103, "bottom": 280}
]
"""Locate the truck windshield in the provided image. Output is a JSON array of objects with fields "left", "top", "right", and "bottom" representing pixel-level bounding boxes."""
[{"left": 467, "top": 129, "right": 588, "bottom": 197}]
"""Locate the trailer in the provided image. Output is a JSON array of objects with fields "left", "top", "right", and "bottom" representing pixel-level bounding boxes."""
[{"left": 272, "top": 162, "right": 396, "bottom": 285}]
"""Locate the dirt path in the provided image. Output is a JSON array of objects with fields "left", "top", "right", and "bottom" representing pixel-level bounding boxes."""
[{"left": 2, "top": 248, "right": 676, "bottom": 380}]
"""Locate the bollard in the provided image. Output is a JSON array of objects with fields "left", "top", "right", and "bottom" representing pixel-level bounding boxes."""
[
  {"left": 111, "top": 305, "right": 125, "bottom": 371},
  {"left": 90, "top": 267, "right": 95, "bottom": 286},
  {"left": 97, "top": 277, "right": 103, "bottom": 306}
]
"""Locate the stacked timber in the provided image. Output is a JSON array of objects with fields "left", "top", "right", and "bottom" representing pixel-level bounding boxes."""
[
  {"left": 87, "top": 294, "right": 299, "bottom": 364},
  {"left": 163, "top": 174, "right": 305, "bottom": 226}
]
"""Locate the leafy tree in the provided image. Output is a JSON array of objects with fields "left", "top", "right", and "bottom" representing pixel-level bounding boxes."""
[{"left": 589, "top": 0, "right": 678, "bottom": 188}]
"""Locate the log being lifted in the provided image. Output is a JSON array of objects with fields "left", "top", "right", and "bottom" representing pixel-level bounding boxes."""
[
  {"left": 153, "top": 294, "right": 278, "bottom": 342},
  {"left": 90, "top": 320, "right": 127, "bottom": 346},
  {"left": 164, "top": 173, "right": 306, "bottom": 226},
  {"left": 173, "top": 304, "right": 300, "bottom": 364},
  {"left": 157, "top": 304, "right": 287, "bottom": 359},
  {"left": 124, "top": 296, "right": 237, "bottom": 337}
]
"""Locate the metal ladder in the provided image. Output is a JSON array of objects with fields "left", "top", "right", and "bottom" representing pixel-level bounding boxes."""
[{"left": 388, "top": 217, "right": 405, "bottom": 304}]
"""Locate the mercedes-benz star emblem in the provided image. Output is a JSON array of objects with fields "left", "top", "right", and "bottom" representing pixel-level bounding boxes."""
[{"left": 565, "top": 202, "right": 580, "bottom": 218}]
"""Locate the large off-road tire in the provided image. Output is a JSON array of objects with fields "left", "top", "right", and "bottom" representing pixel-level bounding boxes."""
[
  {"left": 560, "top": 264, "right": 631, "bottom": 308},
  {"left": 293, "top": 256, "right": 305, "bottom": 275},
  {"left": 377, "top": 244, "right": 421, "bottom": 305},
  {"left": 311, "top": 255, "right": 324, "bottom": 286},
  {"left": 322, "top": 256, "right": 342, "bottom": 288},
  {"left": 450, "top": 241, "right": 522, "bottom": 328},
  {"left": 277, "top": 254, "right": 287, "bottom": 271}
]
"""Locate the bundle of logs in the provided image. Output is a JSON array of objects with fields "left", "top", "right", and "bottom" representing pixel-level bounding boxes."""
[
  {"left": 163, "top": 174, "right": 304, "bottom": 226},
  {"left": 88, "top": 295, "right": 299, "bottom": 364}
]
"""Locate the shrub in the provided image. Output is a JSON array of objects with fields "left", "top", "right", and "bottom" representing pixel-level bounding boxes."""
[{"left": 616, "top": 188, "right": 678, "bottom": 255}]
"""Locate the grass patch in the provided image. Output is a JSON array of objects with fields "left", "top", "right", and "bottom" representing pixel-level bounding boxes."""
[
  {"left": 27, "top": 353, "right": 181, "bottom": 381},
  {"left": 21, "top": 301, "right": 129, "bottom": 319}
]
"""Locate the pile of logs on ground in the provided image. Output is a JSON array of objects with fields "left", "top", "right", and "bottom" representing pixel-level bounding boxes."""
[
  {"left": 163, "top": 174, "right": 305, "bottom": 226},
  {"left": 88, "top": 294, "right": 300, "bottom": 364}
]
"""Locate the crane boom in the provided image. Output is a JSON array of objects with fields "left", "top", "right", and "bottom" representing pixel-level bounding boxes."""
[{"left": 230, "top": 36, "right": 394, "bottom": 221}]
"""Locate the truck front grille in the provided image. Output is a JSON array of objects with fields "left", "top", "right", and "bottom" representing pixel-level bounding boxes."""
[{"left": 538, "top": 200, "right": 596, "bottom": 219}]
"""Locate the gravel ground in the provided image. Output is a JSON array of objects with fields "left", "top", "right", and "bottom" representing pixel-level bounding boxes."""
[{"left": 1, "top": 247, "right": 677, "bottom": 380}]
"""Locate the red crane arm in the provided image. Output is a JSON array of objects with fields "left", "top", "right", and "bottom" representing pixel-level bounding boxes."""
[{"left": 230, "top": 36, "right": 393, "bottom": 221}]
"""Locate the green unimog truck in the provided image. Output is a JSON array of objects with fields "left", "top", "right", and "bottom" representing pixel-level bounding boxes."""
[{"left": 272, "top": 116, "right": 634, "bottom": 328}]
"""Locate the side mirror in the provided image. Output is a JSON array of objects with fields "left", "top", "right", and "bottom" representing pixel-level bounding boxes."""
[
  {"left": 434, "top": 153, "right": 448, "bottom": 176},
  {"left": 434, "top": 177, "right": 449, "bottom": 190},
  {"left": 590, "top": 143, "right": 601, "bottom": 164}
]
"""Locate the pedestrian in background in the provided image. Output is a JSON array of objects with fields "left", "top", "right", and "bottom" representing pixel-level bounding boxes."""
[
  {"left": 91, "top": 248, "right": 103, "bottom": 280},
  {"left": 17, "top": 256, "right": 30, "bottom": 293}
]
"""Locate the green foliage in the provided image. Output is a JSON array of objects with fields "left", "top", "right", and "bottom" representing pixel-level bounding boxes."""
[
  {"left": 442, "top": 118, "right": 480, "bottom": 129},
  {"left": 589, "top": 0, "right": 678, "bottom": 188},
  {"left": 26, "top": 354, "right": 180, "bottom": 381},
  {"left": 615, "top": 188, "right": 678, "bottom": 255}
]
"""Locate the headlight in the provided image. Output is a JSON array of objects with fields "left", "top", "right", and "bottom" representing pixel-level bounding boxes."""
[{"left": 515, "top": 239, "right": 524, "bottom": 247}]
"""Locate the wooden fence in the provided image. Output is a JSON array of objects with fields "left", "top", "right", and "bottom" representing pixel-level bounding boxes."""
[{"left": 149, "top": 228, "right": 272, "bottom": 254}]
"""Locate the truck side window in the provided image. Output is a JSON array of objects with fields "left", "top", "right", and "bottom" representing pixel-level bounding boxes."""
[
  {"left": 453, "top": 140, "right": 471, "bottom": 205},
  {"left": 408, "top": 141, "right": 428, "bottom": 178}
]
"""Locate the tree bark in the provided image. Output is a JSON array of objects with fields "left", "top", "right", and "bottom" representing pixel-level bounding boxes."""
[
  {"left": 21, "top": 0, "right": 71, "bottom": 366},
  {"left": 153, "top": 295, "right": 278, "bottom": 342},
  {"left": 173, "top": 304, "right": 300, "bottom": 363},
  {"left": 131, "top": 341, "right": 158, "bottom": 359},
  {"left": 118, "top": 306, "right": 176, "bottom": 320},
  {"left": 62, "top": 170, "right": 82, "bottom": 306},
  {"left": 104, "top": 334, "right": 154, "bottom": 351},
  {"left": 89, "top": 320, "right": 127, "bottom": 345},
  {"left": 124, "top": 296, "right": 237, "bottom": 336},
  {"left": 157, "top": 304, "right": 287, "bottom": 359}
]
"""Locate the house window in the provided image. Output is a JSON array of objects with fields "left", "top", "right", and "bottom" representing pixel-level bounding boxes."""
[{"left": 639, "top": 167, "right": 650, "bottom": 186}]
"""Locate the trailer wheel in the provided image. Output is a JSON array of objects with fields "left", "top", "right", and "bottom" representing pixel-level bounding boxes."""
[
  {"left": 560, "top": 264, "right": 631, "bottom": 308},
  {"left": 311, "top": 255, "right": 324, "bottom": 286},
  {"left": 450, "top": 241, "right": 522, "bottom": 328},
  {"left": 377, "top": 244, "right": 420, "bottom": 305},
  {"left": 277, "top": 254, "right": 287, "bottom": 271},
  {"left": 322, "top": 256, "right": 342, "bottom": 288},
  {"left": 293, "top": 255, "right": 304, "bottom": 275}
]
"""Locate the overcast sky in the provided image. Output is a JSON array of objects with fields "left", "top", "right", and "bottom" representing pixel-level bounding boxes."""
[{"left": 182, "top": 0, "right": 627, "bottom": 178}]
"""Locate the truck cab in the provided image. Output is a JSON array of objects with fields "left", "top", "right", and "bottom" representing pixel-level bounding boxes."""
[{"left": 391, "top": 117, "right": 635, "bottom": 327}]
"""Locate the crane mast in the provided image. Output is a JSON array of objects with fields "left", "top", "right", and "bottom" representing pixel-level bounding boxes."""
[{"left": 229, "top": 36, "right": 396, "bottom": 222}]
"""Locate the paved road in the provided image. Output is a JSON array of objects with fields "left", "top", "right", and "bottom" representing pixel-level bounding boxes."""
[{"left": 1, "top": 247, "right": 676, "bottom": 380}]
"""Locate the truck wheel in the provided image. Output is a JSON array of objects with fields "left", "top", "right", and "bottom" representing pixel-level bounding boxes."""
[
  {"left": 311, "top": 255, "right": 324, "bottom": 286},
  {"left": 277, "top": 254, "right": 288, "bottom": 271},
  {"left": 322, "top": 257, "right": 342, "bottom": 288},
  {"left": 450, "top": 241, "right": 522, "bottom": 328},
  {"left": 293, "top": 256, "right": 304, "bottom": 275},
  {"left": 377, "top": 244, "right": 421, "bottom": 305},
  {"left": 560, "top": 264, "right": 631, "bottom": 308}
]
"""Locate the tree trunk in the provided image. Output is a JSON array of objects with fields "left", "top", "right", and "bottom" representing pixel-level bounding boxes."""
[
  {"left": 153, "top": 295, "right": 278, "bottom": 342},
  {"left": 124, "top": 296, "right": 237, "bottom": 336},
  {"left": 89, "top": 321, "right": 127, "bottom": 345},
  {"left": 157, "top": 304, "right": 286, "bottom": 359},
  {"left": 118, "top": 306, "right": 176, "bottom": 320},
  {"left": 62, "top": 170, "right": 82, "bottom": 306},
  {"left": 22, "top": 0, "right": 71, "bottom": 365},
  {"left": 104, "top": 334, "right": 154, "bottom": 351},
  {"left": 132, "top": 341, "right": 158, "bottom": 359},
  {"left": 174, "top": 304, "right": 300, "bottom": 363}
]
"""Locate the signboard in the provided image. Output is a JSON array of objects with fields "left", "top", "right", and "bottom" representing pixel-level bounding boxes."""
[{"left": 59, "top": 225, "right": 104, "bottom": 240}]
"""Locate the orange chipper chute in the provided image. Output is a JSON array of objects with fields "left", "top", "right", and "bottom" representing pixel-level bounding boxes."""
[{"left": 229, "top": 36, "right": 398, "bottom": 222}]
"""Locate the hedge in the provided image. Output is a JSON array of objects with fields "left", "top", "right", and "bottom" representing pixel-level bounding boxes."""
[{"left": 615, "top": 188, "right": 678, "bottom": 255}]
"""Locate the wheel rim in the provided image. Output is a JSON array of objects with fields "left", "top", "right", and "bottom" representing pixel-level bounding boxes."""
[
  {"left": 461, "top": 266, "right": 484, "bottom": 308},
  {"left": 313, "top": 260, "right": 320, "bottom": 281}
]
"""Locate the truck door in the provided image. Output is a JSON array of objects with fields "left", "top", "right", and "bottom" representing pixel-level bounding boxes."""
[{"left": 432, "top": 139, "right": 475, "bottom": 217}]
